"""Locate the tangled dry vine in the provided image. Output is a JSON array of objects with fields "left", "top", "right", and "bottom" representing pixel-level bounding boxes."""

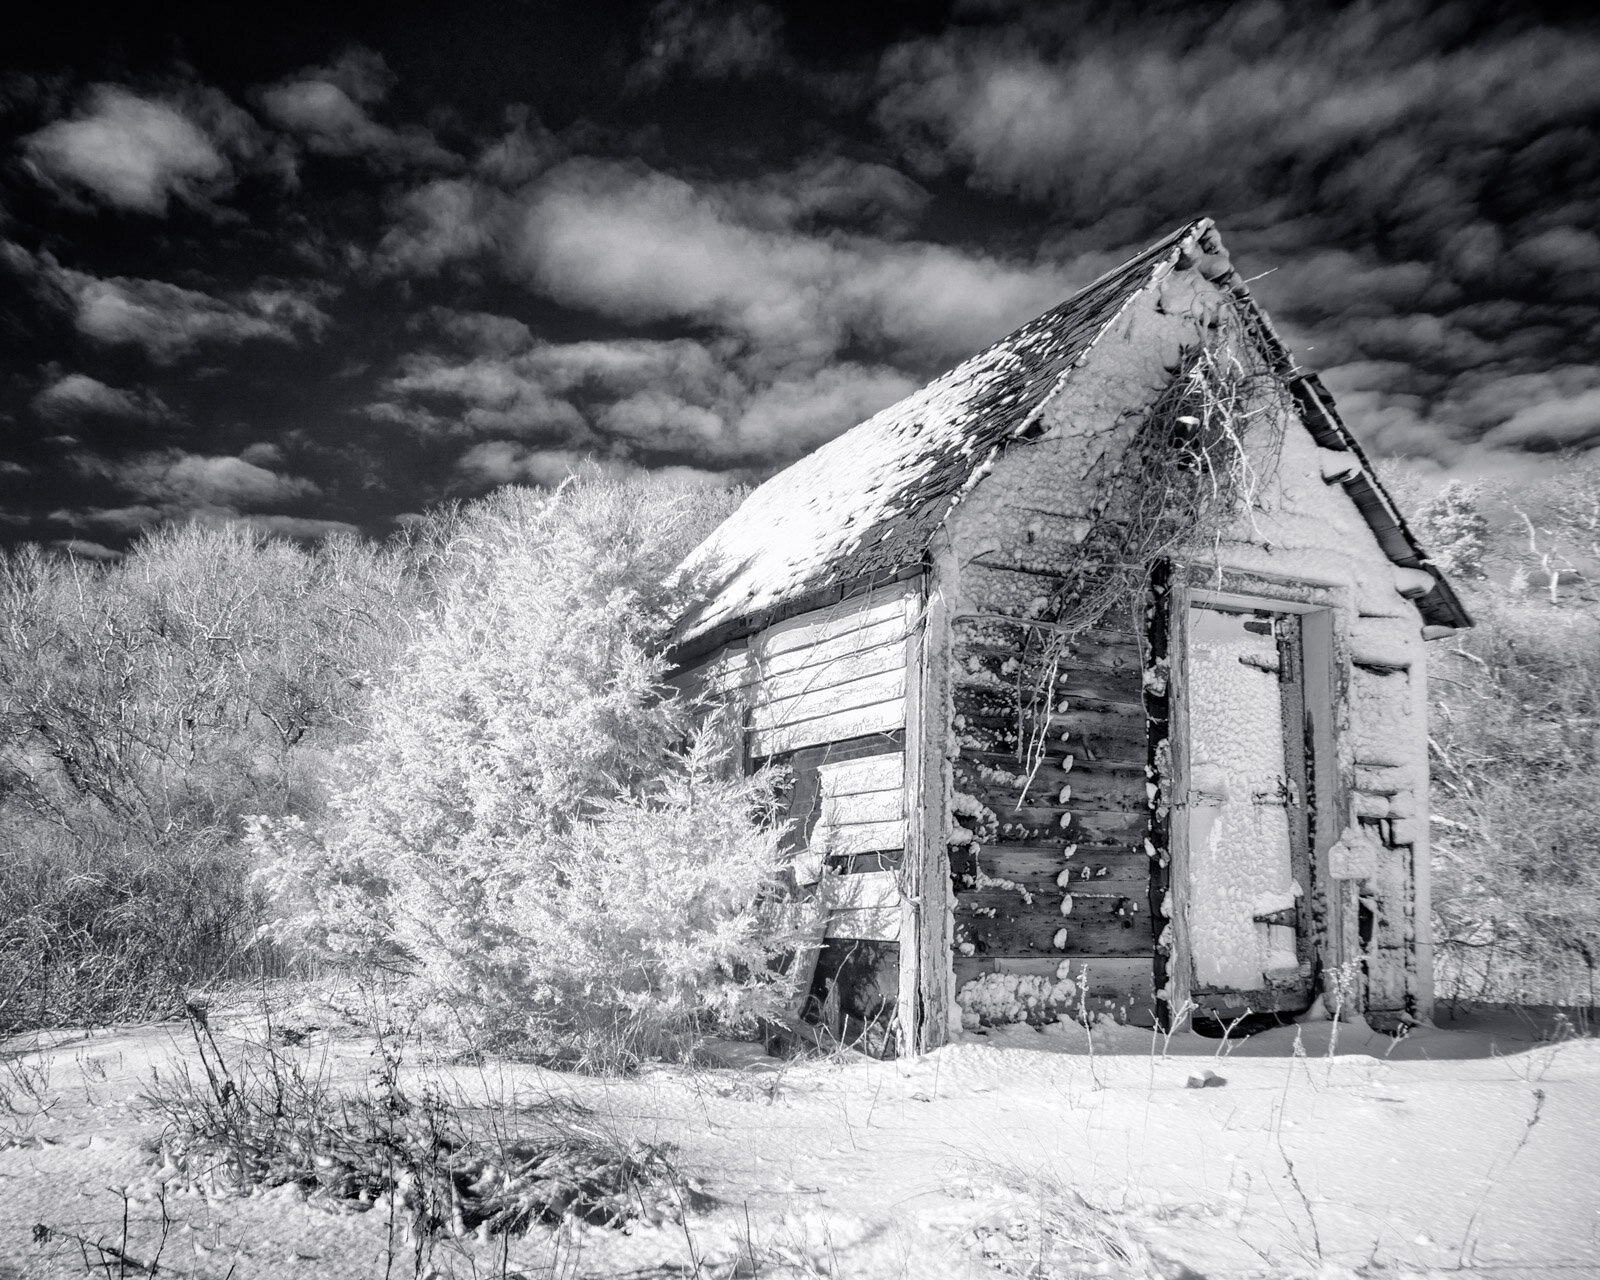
[{"left": 1011, "top": 308, "right": 1291, "bottom": 801}]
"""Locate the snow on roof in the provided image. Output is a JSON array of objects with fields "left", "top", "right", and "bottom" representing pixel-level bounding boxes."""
[
  {"left": 672, "top": 218, "right": 1470, "bottom": 651},
  {"left": 671, "top": 220, "right": 1207, "bottom": 646}
]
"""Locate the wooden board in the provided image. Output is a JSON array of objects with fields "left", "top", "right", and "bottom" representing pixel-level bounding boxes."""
[
  {"left": 752, "top": 704, "right": 908, "bottom": 759},
  {"left": 822, "top": 870, "right": 900, "bottom": 912},
  {"left": 750, "top": 668, "right": 906, "bottom": 757},
  {"left": 753, "top": 638, "right": 906, "bottom": 705},
  {"left": 954, "top": 902, "right": 1153, "bottom": 958},
  {"left": 817, "top": 753, "right": 903, "bottom": 797},
  {"left": 826, "top": 906, "right": 902, "bottom": 942},
  {"left": 954, "top": 845, "right": 1151, "bottom": 897},
  {"left": 952, "top": 660, "right": 1141, "bottom": 704},
  {"left": 753, "top": 583, "right": 913, "bottom": 657},
  {"left": 813, "top": 820, "right": 905, "bottom": 856},
  {"left": 955, "top": 765, "right": 1145, "bottom": 814},
  {"left": 947, "top": 585, "right": 1153, "bottom": 974},
  {"left": 753, "top": 616, "right": 908, "bottom": 681},
  {"left": 954, "top": 704, "right": 1150, "bottom": 750}
]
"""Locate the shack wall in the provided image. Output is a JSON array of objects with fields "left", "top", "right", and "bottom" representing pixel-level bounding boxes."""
[{"left": 935, "top": 264, "right": 1434, "bottom": 1037}]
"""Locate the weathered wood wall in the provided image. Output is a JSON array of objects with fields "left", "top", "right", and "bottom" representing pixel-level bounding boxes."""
[
  {"left": 669, "top": 581, "right": 919, "bottom": 1049},
  {"left": 946, "top": 598, "right": 1159, "bottom": 1026}
]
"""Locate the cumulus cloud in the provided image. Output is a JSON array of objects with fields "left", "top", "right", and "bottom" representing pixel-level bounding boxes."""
[
  {"left": 512, "top": 157, "right": 1073, "bottom": 365},
  {"left": 52, "top": 449, "right": 325, "bottom": 538},
  {"left": 875, "top": 4, "right": 1600, "bottom": 237},
  {"left": 31, "top": 372, "right": 170, "bottom": 423},
  {"left": 260, "top": 48, "right": 456, "bottom": 169},
  {"left": 40, "top": 263, "right": 331, "bottom": 363},
  {"left": 719, "top": 155, "right": 931, "bottom": 235},
  {"left": 374, "top": 179, "right": 511, "bottom": 276},
  {"left": 374, "top": 327, "right": 734, "bottom": 444},
  {"left": 381, "top": 353, "right": 590, "bottom": 440},
  {"left": 241, "top": 514, "right": 361, "bottom": 540},
  {"left": 23, "top": 87, "right": 228, "bottom": 213},
  {"left": 106, "top": 451, "right": 320, "bottom": 508}
]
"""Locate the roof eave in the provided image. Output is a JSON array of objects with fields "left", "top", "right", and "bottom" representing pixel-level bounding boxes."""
[{"left": 1289, "top": 374, "right": 1474, "bottom": 632}]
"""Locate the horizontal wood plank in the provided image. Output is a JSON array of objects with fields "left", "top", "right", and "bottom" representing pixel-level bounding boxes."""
[
  {"left": 819, "top": 789, "right": 903, "bottom": 827},
  {"left": 825, "top": 905, "right": 901, "bottom": 942},
  {"left": 954, "top": 845, "right": 1151, "bottom": 897},
  {"left": 755, "top": 583, "right": 914, "bottom": 658},
  {"left": 763, "top": 733, "right": 905, "bottom": 770},
  {"left": 753, "top": 616, "right": 908, "bottom": 681},
  {"left": 822, "top": 870, "right": 900, "bottom": 912},
  {"left": 956, "top": 767, "right": 1146, "bottom": 814},
  {"left": 753, "top": 636, "right": 906, "bottom": 706},
  {"left": 954, "top": 904, "right": 1154, "bottom": 958},
  {"left": 752, "top": 666, "right": 905, "bottom": 736},
  {"left": 751, "top": 699, "right": 907, "bottom": 758},
  {"left": 816, "top": 753, "right": 903, "bottom": 798},
  {"left": 813, "top": 818, "right": 906, "bottom": 856}
]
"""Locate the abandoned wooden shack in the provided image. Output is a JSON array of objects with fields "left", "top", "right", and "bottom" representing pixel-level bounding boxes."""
[{"left": 667, "top": 217, "right": 1471, "bottom": 1055}]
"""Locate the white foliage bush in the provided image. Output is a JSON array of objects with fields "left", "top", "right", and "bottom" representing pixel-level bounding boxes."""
[{"left": 253, "top": 474, "right": 813, "bottom": 1065}]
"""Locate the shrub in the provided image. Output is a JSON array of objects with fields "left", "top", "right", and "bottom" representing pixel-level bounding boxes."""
[
  {"left": 1429, "top": 593, "right": 1600, "bottom": 1004},
  {"left": 253, "top": 475, "right": 812, "bottom": 1066},
  {"left": 0, "top": 525, "right": 412, "bottom": 1032}
]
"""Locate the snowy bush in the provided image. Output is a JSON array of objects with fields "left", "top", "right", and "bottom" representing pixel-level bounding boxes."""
[
  {"left": 1430, "top": 594, "right": 1600, "bottom": 1005},
  {"left": 253, "top": 474, "right": 813, "bottom": 1066},
  {"left": 0, "top": 525, "right": 410, "bottom": 1032}
]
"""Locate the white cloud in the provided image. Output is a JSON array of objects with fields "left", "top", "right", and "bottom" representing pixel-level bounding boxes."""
[
  {"left": 735, "top": 364, "right": 917, "bottom": 455},
  {"left": 52, "top": 538, "right": 121, "bottom": 560},
  {"left": 375, "top": 180, "right": 509, "bottom": 276},
  {"left": 109, "top": 451, "right": 321, "bottom": 509},
  {"left": 379, "top": 313, "right": 933, "bottom": 468},
  {"left": 512, "top": 158, "right": 1073, "bottom": 365},
  {"left": 241, "top": 514, "right": 361, "bottom": 540},
  {"left": 23, "top": 87, "right": 228, "bottom": 213},
  {"left": 49, "top": 267, "right": 330, "bottom": 363},
  {"left": 383, "top": 354, "right": 590, "bottom": 440},
  {"left": 32, "top": 372, "right": 170, "bottom": 422},
  {"left": 1483, "top": 388, "right": 1600, "bottom": 450},
  {"left": 53, "top": 448, "right": 326, "bottom": 539},
  {"left": 260, "top": 49, "right": 456, "bottom": 169}
]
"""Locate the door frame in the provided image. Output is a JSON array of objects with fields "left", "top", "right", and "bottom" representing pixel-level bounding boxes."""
[{"left": 1159, "top": 569, "right": 1349, "bottom": 1025}]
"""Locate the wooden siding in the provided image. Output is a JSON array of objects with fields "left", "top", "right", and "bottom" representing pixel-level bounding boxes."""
[
  {"left": 947, "top": 568, "right": 1157, "bottom": 1024},
  {"left": 667, "top": 581, "right": 920, "bottom": 982},
  {"left": 668, "top": 582, "right": 914, "bottom": 761},
  {"left": 757, "top": 585, "right": 913, "bottom": 759}
]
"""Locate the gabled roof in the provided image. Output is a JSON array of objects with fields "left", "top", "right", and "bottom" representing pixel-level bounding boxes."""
[{"left": 672, "top": 218, "right": 1470, "bottom": 654}]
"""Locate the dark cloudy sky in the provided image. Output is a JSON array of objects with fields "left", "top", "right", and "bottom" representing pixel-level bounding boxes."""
[{"left": 3, "top": 0, "right": 1598, "bottom": 555}]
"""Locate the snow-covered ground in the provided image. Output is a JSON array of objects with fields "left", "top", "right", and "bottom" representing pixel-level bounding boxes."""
[{"left": 2, "top": 1001, "right": 1595, "bottom": 1279}]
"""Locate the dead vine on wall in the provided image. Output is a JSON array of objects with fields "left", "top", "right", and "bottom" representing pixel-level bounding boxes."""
[{"left": 1010, "top": 309, "right": 1293, "bottom": 800}]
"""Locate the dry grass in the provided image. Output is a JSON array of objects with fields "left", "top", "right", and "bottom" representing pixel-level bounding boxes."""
[
  {"left": 138, "top": 1004, "right": 692, "bottom": 1253},
  {"left": 953, "top": 1161, "right": 1169, "bottom": 1280}
]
